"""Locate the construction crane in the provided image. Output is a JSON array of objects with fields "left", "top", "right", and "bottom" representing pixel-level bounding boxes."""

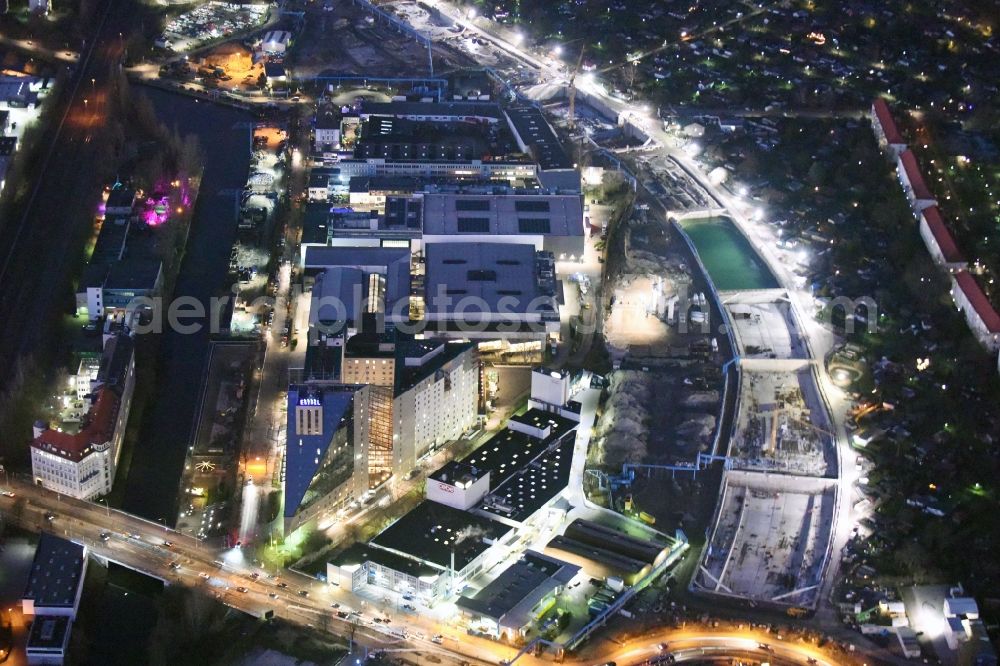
[{"left": 567, "top": 45, "right": 586, "bottom": 132}]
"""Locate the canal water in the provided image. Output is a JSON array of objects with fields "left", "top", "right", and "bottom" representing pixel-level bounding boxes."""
[
  {"left": 122, "top": 88, "right": 253, "bottom": 523},
  {"left": 88, "top": 88, "right": 252, "bottom": 666},
  {"left": 678, "top": 216, "right": 779, "bottom": 291}
]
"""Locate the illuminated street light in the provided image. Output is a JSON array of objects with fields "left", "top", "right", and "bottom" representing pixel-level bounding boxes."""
[
  {"left": 512, "top": 32, "right": 524, "bottom": 46},
  {"left": 466, "top": 7, "right": 476, "bottom": 19},
  {"left": 553, "top": 44, "right": 563, "bottom": 57}
]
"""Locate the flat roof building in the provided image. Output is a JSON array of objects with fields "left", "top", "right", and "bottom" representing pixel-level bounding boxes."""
[
  {"left": 478, "top": 436, "right": 574, "bottom": 526},
  {"left": 22, "top": 534, "right": 87, "bottom": 618},
  {"left": 327, "top": 542, "right": 448, "bottom": 604},
  {"left": 339, "top": 327, "right": 479, "bottom": 482},
  {"left": 76, "top": 215, "right": 163, "bottom": 321},
  {"left": 459, "top": 409, "right": 576, "bottom": 489},
  {"left": 304, "top": 246, "right": 412, "bottom": 330},
  {"left": 283, "top": 383, "right": 372, "bottom": 532},
  {"left": 423, "top": 408, "right": 578, "bottom": 525},
  {"left": 359, "top": 101, "right": 503, "bottom": 124},
  {"left": 457, "top": 550, "right": 579, "bottom": 641},
  {"left": 421, "top": 190, "right": 584, "bottom": 259},
  {"left": 503, "top": 106, "right": 580, "bottom": 192},
  {"left": 422, "top": 243, "right": 559, "bottom": 340},
  {"left": 26, "top": 613, "right": 73, "bottom": 665},
  {"left": 325, "top": 157, "right": 537, "bottom": 183},
  {"left": 503, "top": 106, "right": 572, "bottom": 171},
  {"left": 370, "top": 500, "right": 513, "bottom": 582},
  {"left": 427, "top": 461, "right": 492, "bottom": 511}
]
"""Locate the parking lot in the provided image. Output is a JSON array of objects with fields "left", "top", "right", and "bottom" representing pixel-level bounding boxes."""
[{"left": 160, "top": 2, "right": 270, "bottom": 53}]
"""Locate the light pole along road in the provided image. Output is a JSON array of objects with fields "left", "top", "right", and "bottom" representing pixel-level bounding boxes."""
[{"left": 2, "top": 476, "right": 851, "bottom": 666}]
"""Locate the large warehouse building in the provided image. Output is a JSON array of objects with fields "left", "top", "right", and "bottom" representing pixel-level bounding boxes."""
[
  {"left": 457, "top": 550, "right": 579, "bottom": 641},
  {"left": 327, "top": 500, "right": 515, "bottom": 604}
]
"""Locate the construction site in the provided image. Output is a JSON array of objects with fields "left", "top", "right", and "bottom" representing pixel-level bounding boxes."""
[
  {"left": 723, "top": 292, "right": 810, "bottom": 360},
  {"left": 694, "top": 470, "right": 836, "bottom": 609},
  {"left": 728, "top": 364, "right": 837, "bottom": 478}
]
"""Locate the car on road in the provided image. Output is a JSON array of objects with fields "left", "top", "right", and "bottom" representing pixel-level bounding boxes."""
[
  {"left": 402, "top": 604, "right": 416, "bottom": 612},
  {"left": 99, "top": 532, "right": 110, "bottom": 541},
  {"left": 297, "top": 590, "right": 309, "bottom": 597},
  {"left": 169, "top": 562, "right": 180, "bottom": 570},
  {"left": 657, "top": 643, "right": 669, "bottom": 652},
  {"left": 277, "top": 582, "right": 288, "bottom": 588},
  {"left": 269, "top": 592, "right": 278, "bottom": 598},
  {"left": 336, "top": 611, "right": 349, "bottom": 618},
  {"left": 163, "top": 541, "right": 173, "bottom": 547},
  {"left": 44, "top": 512, "right": 55, "bottom": 522},
  {"left": 330, "top": 602, "right": 340, "bottom": 608},
  {"left": 249, "top": 572, "right": 259, "bottom": 580},
  {"left": 758, "top": 643, "right": 773, "bottom": 652},
  {"left": 236, "top": 587, "right": 249, "bottom": 593},
  {"left": 431, "top": 635, "right": 444, "bottom": 644},
  {"left": 1, "top": 490, "right": 14, "bottom": 497},
  {"left": 199, "top": 572, "right": 210, "bottom": 579}
]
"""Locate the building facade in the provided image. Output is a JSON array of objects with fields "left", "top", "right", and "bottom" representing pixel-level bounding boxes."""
[
  {"left": 950, "top": 271, "right": 1000, "bottom": 353},
  {"left": 392, "top": 341, "right": 479, "bottom": 475},
  {"left": 918, "top": 206, "right": 966, "bottom": 272},
  {"left": 871, "top": 98, "right": 906, "bottom": 157},
  {"left": 283, "top": 383, "right": 372, "bottom": 533},
  {"left": 30, "top": 335, "right": 135, "bottom": 500},
  {"left": 896, "top": 149, "right": 936, "bottom": 212}
]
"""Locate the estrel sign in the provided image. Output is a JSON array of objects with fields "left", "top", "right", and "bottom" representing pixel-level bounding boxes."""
[{"left": 437, "top": 482, "right": 456, "bottom": 493}]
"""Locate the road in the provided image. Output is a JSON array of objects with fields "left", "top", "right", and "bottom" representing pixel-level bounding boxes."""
[
  {"left": 0, "top": 476, "right": 499, "bottom": 666},
  {"left": 0, "top": 0, "right": 139, "bottom": 409},
  {"left": 1, "top": 459, "right": 847, "bottom": 666}
]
